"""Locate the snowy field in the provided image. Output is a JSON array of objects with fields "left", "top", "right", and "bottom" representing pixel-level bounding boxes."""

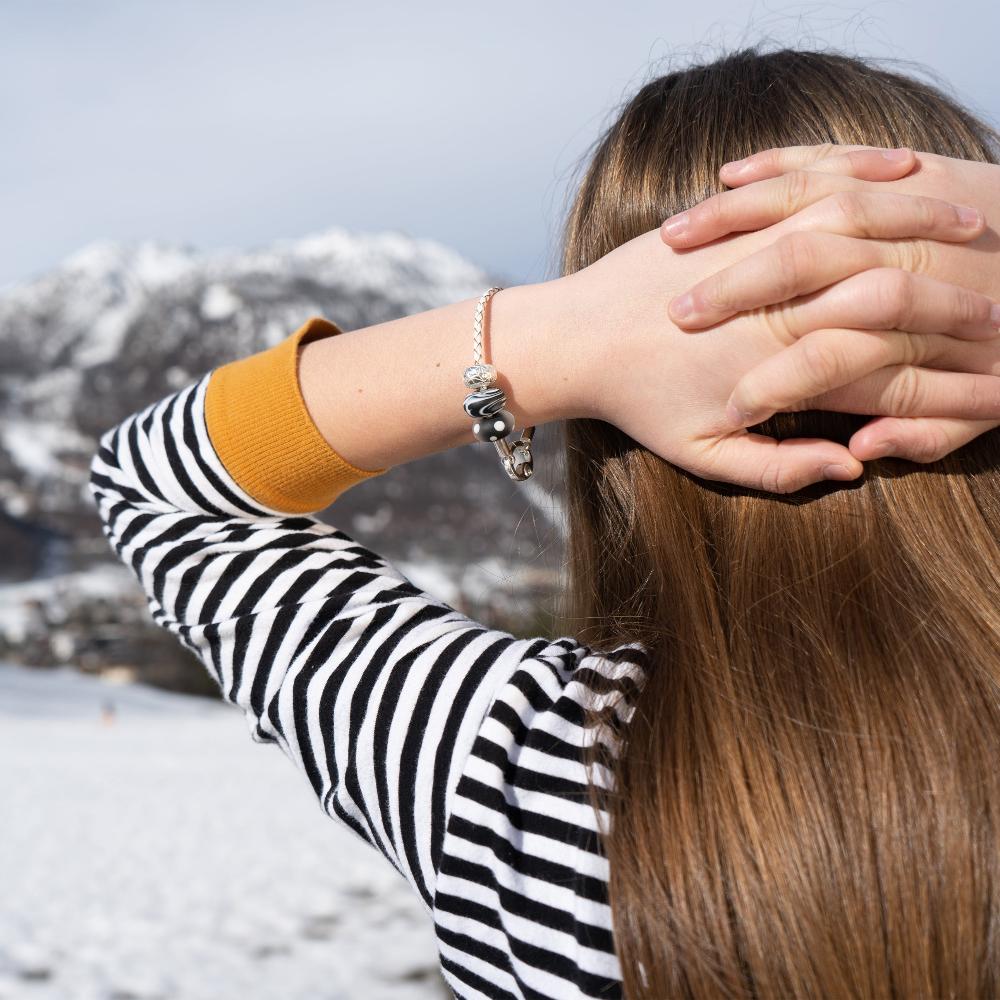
[{"left": 0, "top": 665, "right": 450, "bottom": 1000}]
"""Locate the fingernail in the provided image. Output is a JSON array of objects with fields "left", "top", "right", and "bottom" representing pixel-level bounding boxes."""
[
  {"left": 991, "top": 303, "right": 1000, "bottom": 330},
  {"left": 725, "top": 399, "right": 748, "bottom": 427},
  {"left": 957, "top": 205, "right": 983, "bottom": 228},
  {"left": 671, "top": 292, "right": 694, "bottom": 320},
  {"left": 881, "top": 147, "right": 910, "bottom": 161},
  {"left": 822, "top": 463, "right": 857, "bottom": 481},
  {"left": 661, "top": 212, "right": 690, "bottom": 238},
  {"left": 721, "top": 157, "right": 751, "bottom": 175}
]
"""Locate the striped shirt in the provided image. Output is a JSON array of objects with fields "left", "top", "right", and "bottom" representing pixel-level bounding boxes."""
[{"left": 89, "top": 371, "right": 649, "bottom": 999}]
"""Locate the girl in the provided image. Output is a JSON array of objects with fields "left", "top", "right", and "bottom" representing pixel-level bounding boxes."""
[{"left": 91, "top": 48, "right": 1000, "bottom": 999}]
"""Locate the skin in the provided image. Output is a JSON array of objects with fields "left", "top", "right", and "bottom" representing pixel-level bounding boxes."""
[
  {"left": 660, "top": 146, "right": 1000, "bottom": 464},
  {"left": 299, "top": 148, "right": 1000, "bottom": 495}
]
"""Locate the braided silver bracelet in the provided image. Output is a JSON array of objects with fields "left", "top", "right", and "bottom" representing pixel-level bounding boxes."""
[{"left": 461, "top": 287, "right": 535, "bottom": 482}]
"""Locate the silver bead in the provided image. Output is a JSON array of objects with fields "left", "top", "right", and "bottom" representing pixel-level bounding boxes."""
[
  {"left": 463, "top": 363, "right": 498, "bottom": 388},
  {"left": 511, "top": 444, "right": 532, "bottom": 471},
  {"left": 472, "top": 408, "right": 515, "bottom": 442},
  {"left": 463, "top": 386, "right": 507, "bottom": 419}
]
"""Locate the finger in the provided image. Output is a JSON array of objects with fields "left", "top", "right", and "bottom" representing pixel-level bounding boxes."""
[
  {"left": 810, "top": 366, "right": 1000, "bottom": 422},
  {"left": 848, "top": 416, "right": 1000, "bottom": 463},
  {"left": 660, "top": 170, "right": 857, "bottom": 246},
  {"left": 768, "top": 270, "right": 1000, "bottom": 343},
  {"left": 719, "top": 145, "right": 914, "bottom": 186},
  {"left": 669, "top": 232, "right": 885, "bottom": 329},
  {"left": 725, "top": 329, "right": 941, "bottom": 428},
  {"left": 729, "top": 323, "right": 1000, "bottom": 428},
  {"left": 659, "top": 177, "right": 983, "bottom": 249},
  {"left": 695, "top": 432, "right": 863, "bottom": 493},
  {"left": 788, "top": 190, "right": 983, "bottom": 241}
]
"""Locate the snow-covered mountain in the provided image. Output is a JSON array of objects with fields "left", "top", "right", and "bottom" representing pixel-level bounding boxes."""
[{"left": 0, "top": 229, "right": 566, "bottom": 688}]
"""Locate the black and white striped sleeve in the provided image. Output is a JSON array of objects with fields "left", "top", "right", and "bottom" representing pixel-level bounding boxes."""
[{"left": 88, "top": 373, "right": 584, "bottom": 918}]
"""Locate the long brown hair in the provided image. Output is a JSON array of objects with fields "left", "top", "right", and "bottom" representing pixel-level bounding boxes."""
[{"left": 561, "top": 48, "right": 1000, "bottom": 999}]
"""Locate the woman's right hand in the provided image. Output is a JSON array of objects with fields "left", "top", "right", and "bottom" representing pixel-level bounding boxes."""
[
  {"left": 561, "top": 190, "right": 1000, "bottom": 493},
  {"left": 656, "top": 147, "right": 1000, "bottom": 464}
]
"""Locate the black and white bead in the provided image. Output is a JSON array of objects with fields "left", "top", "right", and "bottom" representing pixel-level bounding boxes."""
[
  {"left": 472, "top": 408, "right": 515, "bottom": 442},
  {"left": 463, "top": 386, "right": 507, "bottom": 420}
]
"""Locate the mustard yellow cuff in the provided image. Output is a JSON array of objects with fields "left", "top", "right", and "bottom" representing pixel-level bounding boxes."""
[{"left": 205, "top": 316, "right": 387, "bottom": 514}]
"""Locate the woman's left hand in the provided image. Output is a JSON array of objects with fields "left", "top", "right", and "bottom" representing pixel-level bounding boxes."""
[{"left": 658, "top": 146, "right": 1000, "bottom": 462}]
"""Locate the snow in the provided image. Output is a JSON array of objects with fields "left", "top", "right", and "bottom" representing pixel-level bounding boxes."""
[
  {"left": 2, "top": 423, "right": 58, "bottom": 479},
  {"left": 43, "top": 228, "right": 485, "bottom": 319},
  {"left": 73, "top": 300, "right": 140, "bottom": 369},
  {"left": 350, "top": 504, "right": 394, "bottom": 537},
  {"left": 62, "top": 241, "right": 197, "bottom": 291},
  {"left": 397, "top": 560, "right": 462, "bottom": 607},
  {"left": 0, "top": 566, "right": 135, "bottom": 644},
  {"left": 200, "top": 284, "right": 241, "bottom": 321},
  {"left": 0, "top": 665, "right": 449, "bottom": 1000},
  {"left": 55, "top": 243, "right": 201, "bottom": 368},
  {"left": 397, "top": 555, "right": 563, "bottom": 621},
  {"left": 2, "top": 421, "right": 92, "bottom": 480},
  {"left": 21, "top": 368, "right": 83, "bottom": 412},
  {"left": 0, "top": 664, "right": 217, "bottom": 720}
]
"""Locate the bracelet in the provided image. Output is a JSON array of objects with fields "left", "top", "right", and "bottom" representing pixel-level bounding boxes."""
[{"left": 461, "top": 287, "right": 535, "bottom": 482}]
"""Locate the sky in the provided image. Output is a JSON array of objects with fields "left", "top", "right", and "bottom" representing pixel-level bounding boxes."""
[{"left": 3, "top": 0, "right": 999, "bottom": 291}]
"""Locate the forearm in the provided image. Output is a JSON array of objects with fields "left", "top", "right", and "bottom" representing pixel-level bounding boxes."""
[
  {"left": 198, "top": 272, "right": 605, "bottom": 513},
  {"left": 297, "top": 279, "right": 584, "bottom": 471}
]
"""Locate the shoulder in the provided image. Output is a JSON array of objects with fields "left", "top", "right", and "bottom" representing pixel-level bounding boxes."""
[{"left": 485, "top": 635, "right": 649, "bottom": 747}]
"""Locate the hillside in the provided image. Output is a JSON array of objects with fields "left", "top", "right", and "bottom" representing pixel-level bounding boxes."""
[{"left": 0, "top": 229, "right": 567, "bottom": 689}]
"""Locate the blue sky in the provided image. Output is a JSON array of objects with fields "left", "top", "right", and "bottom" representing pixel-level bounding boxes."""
[{"left": 4, "top": 0, "right": 998, "bottom": 290}]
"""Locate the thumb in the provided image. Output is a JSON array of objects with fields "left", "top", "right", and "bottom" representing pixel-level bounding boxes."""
[{"left": 696, "top": 432, "right": 864, "bottom": 494}]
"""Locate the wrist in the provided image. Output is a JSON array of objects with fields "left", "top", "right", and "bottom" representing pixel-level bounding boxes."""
[{"left": 487, "top": 277, "right": 595, "bottom": 427}]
